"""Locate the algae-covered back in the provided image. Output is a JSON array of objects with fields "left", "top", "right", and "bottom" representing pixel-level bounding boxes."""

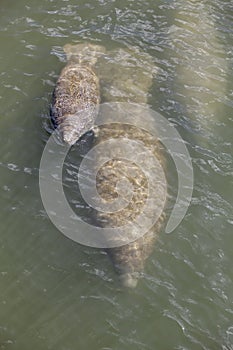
[{"left": 51, "top": 43, "right": 105, "bottom": 145}]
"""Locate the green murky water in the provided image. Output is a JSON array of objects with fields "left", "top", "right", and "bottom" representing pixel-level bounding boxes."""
[{"left": 0, "top": 0, "right": 233, "bottom": 349}]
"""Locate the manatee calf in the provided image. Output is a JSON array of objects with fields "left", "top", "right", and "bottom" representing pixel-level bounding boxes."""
[
  {"left": 93, "top": 47, "right": 167, "bottom": 287},
  {"left": 51, "top": 43, "right": 105, "bottom": 145}
]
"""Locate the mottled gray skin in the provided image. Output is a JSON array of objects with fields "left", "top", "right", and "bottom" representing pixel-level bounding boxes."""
[
  {"left": 51, "top": 43, "right": 105, "bottom": 145},
  {"left": 94, "top": 47, "right": 167, "bottom": 287},
  {"left": 95, "top": 122, "right": 166, "bottom": 288}
]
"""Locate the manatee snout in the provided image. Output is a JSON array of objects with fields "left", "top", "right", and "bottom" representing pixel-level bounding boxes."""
[{"left": 119, "top": 272, "right": 139, "bottom": 288}]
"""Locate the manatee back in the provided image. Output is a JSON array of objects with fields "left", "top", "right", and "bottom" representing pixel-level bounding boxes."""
[{"left": 63, "top": 43, "right": 106, "bottom": 66}]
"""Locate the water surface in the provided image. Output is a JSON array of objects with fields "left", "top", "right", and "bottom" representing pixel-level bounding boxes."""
[{"left": 0, "top": 0, "right": 233, "bottom": 349}]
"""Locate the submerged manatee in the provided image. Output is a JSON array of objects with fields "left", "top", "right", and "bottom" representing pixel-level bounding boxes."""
[
  {"left": 95, "top": 120, "right": 167, "bottom": 288},
  {"left": 167, "top": 2, "right": 228, "bottom": 140},
  {"left": 93, "top": 47, "right": 167, "bottom": 287},
  {"left": 51, "top": 43, "right": 105, "bottom": 145}
]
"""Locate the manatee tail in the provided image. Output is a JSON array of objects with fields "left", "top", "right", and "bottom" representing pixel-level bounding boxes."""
[{"left": 63, "top": 43, "right": 105, "bottom": 66}]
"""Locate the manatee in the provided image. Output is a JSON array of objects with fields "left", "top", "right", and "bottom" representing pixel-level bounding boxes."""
[
  {"left": 167, "top": 2, "right": 228, "bottom": 139},
  {"left": 50, "top": 43, "right": 105, "bottom": 145},
  {"left": 94, "top": 120, "right": 167, "bottom": 288},
  {"left": 93, "top": 47, "right": 167, "bottom": 287}
]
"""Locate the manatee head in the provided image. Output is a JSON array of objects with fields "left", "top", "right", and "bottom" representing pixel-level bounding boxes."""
[
  {"left": 62, "top": 125, "right": 80, "bottom": 145},
  {"left": 63, "top": 43, "right": 106, "bottom": 66},
  {"left": 58, "top": 109, "right": 96, "bottom": 145}
]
